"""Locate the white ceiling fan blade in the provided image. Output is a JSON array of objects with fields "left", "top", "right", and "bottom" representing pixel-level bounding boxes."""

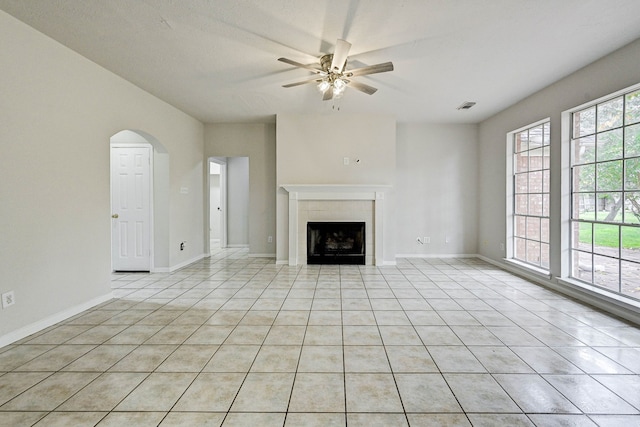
[
  {"left": 278, "top": 57, "right": 324, "bottom": 74},
  {"left": 330, "top": 39, "right": 352, "bottom": 73},
  {"left": 345, "top": 62, "right": 394, "bottom": 77},
  {"left": 348, "top": 80, "right": 378, "bottom": 95},
  {"left": 282, "top": 77, "right": 323, "bottom": 88}
]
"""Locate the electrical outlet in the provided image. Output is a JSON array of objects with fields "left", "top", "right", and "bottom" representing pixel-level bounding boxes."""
[
  {"left": 500, "top": 243, "right": 505, "bottom": 251},
  {"left": 2, "top": 291, "right": 15, "bottom": 308},
  {"left": 424, "top": 237, "right": 430, "bottom": 244},
  {"left": 268, "top": 236, "right": 273, "bottom": 243},
  {"left": 180, "top": 242, "right": 185, "bottom": 251},
  {"left": 445, "top": 236, "right": 450, "bottom": 243}
]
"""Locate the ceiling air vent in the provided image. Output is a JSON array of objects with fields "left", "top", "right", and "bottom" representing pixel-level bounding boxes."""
[{"left": 457, "top": 101, "right": 476, "bottom": 110}]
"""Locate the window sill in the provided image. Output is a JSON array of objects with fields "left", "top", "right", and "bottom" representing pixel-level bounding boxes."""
[
  {"left": 556, "top": 277, "right": 640, "bottom": 312},
  {"left": 503, "top": 258, "right": 552, "bottom": 280}
]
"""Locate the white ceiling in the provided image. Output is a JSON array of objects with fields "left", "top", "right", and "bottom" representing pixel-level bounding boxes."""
[{"left": 3, "top": 0, "right": 640, "bottom": 124}]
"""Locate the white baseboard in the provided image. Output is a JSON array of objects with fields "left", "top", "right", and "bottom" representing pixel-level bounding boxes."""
[
  {"left": 381, "top": 260, "right": 397, "bottom": 266},
  {"left": 226, "top": 244, "right": 249, "bottom": 249},
  {"left": 275, "top": 260, "right": 289, "bottom": 265},
  {"left": 248, "top": 253, "right": 276, "bottom": 258},
  {"left": 170, "top": 253, "right": 206, "bottom": 272},
  {"left": 396, "top": 253, "right": 479, "bottom": 259},
  {"left": 0, "top": 292, "right": 114, "bottom": 349}
]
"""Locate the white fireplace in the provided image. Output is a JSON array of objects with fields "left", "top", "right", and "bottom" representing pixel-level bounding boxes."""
[{"left": 281, "top": 184, "right": 390, "bottom": 266}]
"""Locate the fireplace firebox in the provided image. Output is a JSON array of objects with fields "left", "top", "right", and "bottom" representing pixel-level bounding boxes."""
[{"left": 307, "top": 222, "right": 365, "bottom": 265}]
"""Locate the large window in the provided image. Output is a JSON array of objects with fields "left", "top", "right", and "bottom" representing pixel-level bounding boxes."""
[
  {"left": 570, "top": 87, "right": 640, "bottom": 300},
  {"left": 511, "top": 121, "right": 551, "bottom": 270}
]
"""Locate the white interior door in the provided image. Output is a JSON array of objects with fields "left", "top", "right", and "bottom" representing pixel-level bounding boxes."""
[{"left": 111, "top": 145, "right": 151, "bottom": 271}]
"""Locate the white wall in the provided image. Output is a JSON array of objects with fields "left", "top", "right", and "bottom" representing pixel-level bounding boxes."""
[
  {"left": 396, "top": 123, "right": 478, "bottom": 256},
  {"left": 203, "top": 123, "right": 277, "bottom": 256},
  {"left": 0, "top": 11, "right": 204, "bottom": 343},
  {"left": 276, "top": 113, "right": 397, "bottom": 264},
  {"left": 478, "top": 37, "right": 640, "bottom": 279},
  {"left": 226, "top": 157, "right": 250, "bottom": 246}
]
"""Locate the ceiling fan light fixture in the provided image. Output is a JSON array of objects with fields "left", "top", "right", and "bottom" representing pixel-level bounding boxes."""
[{"left": 318, "top": 80, "right": 331, "bottom": 93}]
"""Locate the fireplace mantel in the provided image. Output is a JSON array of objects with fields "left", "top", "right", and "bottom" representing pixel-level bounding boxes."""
[{"left": 281, "top": 184, "right": 390, "bottom": 266}]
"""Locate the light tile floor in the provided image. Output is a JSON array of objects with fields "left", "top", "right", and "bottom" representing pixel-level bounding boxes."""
[{"left": 1, "top": 248, "right": 640, "bottom": 426}]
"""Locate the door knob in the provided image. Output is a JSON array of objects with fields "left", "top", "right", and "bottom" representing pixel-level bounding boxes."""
[{"left": 111, "top": 214, "right": 119, "bottom": 218}]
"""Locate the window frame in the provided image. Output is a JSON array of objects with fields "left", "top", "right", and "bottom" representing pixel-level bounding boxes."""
[
  {"left": 562, "top": 81, "right": 640, "bottom": 302},
  {"left": 506, "top": 118, "right": 551, "bottom": 274}
]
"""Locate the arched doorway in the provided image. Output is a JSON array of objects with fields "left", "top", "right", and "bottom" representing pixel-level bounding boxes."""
[{"left": 110, "top": 130, "right": 169, "bottom": 272}]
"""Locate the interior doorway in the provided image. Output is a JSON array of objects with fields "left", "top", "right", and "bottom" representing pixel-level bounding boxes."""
[
  {"left": 207, "top": 156, "right": 249, "bottom": 255},
  {"left": 110, "top": 130, "right": 170, "bottom": 272},
  {"left": 111, "top": 144, "right": 151, "bottom": 271},
  {"left": 209, "top": 158, "right": 227, "bottom": 252}
]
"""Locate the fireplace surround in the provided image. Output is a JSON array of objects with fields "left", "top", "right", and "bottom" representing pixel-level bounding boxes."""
[{"left": 281, "top": 184, "right": 390, "bottom": 266}]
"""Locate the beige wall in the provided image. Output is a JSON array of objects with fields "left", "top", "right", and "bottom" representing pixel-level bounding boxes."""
[
  {"left": 203, "top": 123, "right": 277, "bottom": 256},
  {"left": 0, "top": 11, "right": 204, "bottom": 342},
  {"left": 276, "top": 113, "right": 397, "bottom": 263},
  {"left": 395, "top": 123, "right": 479, "bottom": 255}
]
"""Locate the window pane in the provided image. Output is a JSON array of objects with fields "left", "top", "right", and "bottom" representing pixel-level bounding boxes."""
[
  {"left": 596, "top": 161, "right": 622, "bottom": 191},
  {"left": 625, "top": 158, "right": 640, "bottom": 191},
  {"left": 624, "top": 193, "right": 640, "bottom": 224},
  {"left": 621, "top": 225, "right": 640, "bottom": 262},
  {"left": 595, "top": 193, "right": 622, "bottom": 222},
  {"left": 515, "top": 195, "right": 528, "bottom": 215},
  {"left": 515, "top": 151, "right": 528, "bottom": 173},
  {"left": 574, "top": 164, "right": 595, "bottom": 192},
  {"left": 541, "top": 243, "right": 550, "bottom": 269},
  {"left": 515, "top": 173, "right": 528, "bottom": 193},
  {"left": 572, "top": 250, "right": 592, "bottom": 283},
  {"left": 529, "top": 170, "right": 542, "bottom": 189},
  {"left": 597, "top": 128, "right": 623, "bottom": 162},
  {"left": 572, "top": 221, "right": 592, "bottom": 250},
  {"left": 515, "top": 216, "right": 527, "bottom": 238},
  {"left": 529, "top": 194, "right": 542, "bottom": 216},
  {"left": 597, "top": 97, "right": 623, "bottom": 132},
  {"left": 527, "top": 240, "right": 541, "bottom": 265},
  {"left": 593, "top": 223, "right": 619, "bottom": 257},
  {"left": 529, "top": 148, "right": 545, "bottom": 170},
  {"left": 515, "top": 131, "right": 528, "bottom": 152},
  {"left": 621, "top": 260, "right": 640, "bottom": 299},
  {"left": 593, "top": 255, "right": 619, "bottom": 291},
  {"left": 543, "top": 122, "right": 550, "bottom": 145},
  {"left": 526, "top": 217, "right": 540, "bottom": 240},
  {"left": 573, "top": 193, "right": 595, "bottom": 220},
  {"left": 625, "top": 90, "right": 640, "bottom": 125},
  {"left": 543, "top": 170, "right": 550, "bottom": 193},
  {"left": 572, "top": 135, "right": 595, "bottom": 165},
  {"left": 624, "top": 123, "right": 640, "bottom": 157},
  {"left": 574, "top": 106, "right": 596, "bottom": 137},
  {"left": 541, "top": 218, "right": 550, "bottom": 243},
  {"left": 514, "top": 237, "right": 526, "bottom": 260}
]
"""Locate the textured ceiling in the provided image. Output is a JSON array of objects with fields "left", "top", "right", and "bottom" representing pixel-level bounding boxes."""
[{"left": 2, "top": 0, "right": 640, "bottom": 123}]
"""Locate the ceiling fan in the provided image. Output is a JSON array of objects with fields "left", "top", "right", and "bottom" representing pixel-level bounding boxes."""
[{"left": 278, "top": 39, "right": 394, "bottom": 101}]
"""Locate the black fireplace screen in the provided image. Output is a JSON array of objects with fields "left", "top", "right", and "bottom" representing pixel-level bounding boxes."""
[{"left": 307, "top": 222, "right": 365, "bottom": 265}]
